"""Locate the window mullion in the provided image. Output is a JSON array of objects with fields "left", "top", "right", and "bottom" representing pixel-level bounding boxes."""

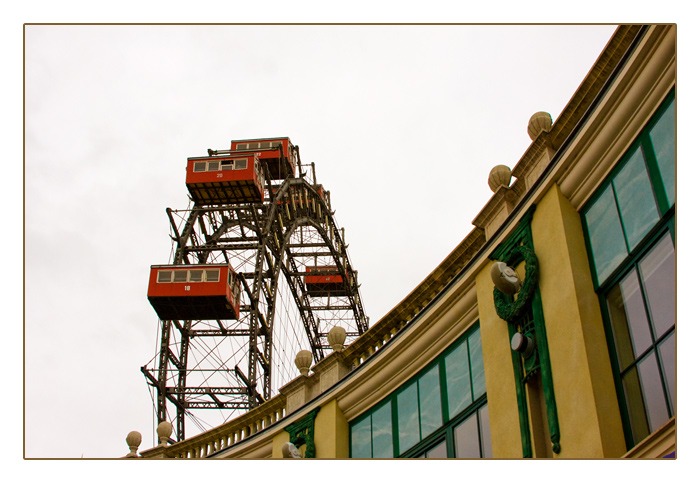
[
  {"left": 416, "top": 379, "right": 423, "bottom": 441},
  {"left": 476, "top": 410, "right": 484, "bottom": 458},
  {"left": 466, "top": 338, "right": 475, "bottom": 407},
  {"left": 654, "top": 344, "right": 674, "bottom": 422},
  {"left": 640, "top": 134, "right": 670, "bottom": 215},
  {"left": 610, "top": 176, "right": 632, "bottom": 254},
  {"left": 439, "top": 357, "right": 449, "bottom": 426},
  {"left": 369, "top": 413, "right": 374, "bottom": 458},
  {"left": 633, "top": 264, "right": 657, "bottom": 344},
  {"left": 658, "top": 330, "right": 676, "bottom": 419},
  {"left": 391, "top": 396, "right": 399, "bottom": 458},
  {"left": 438, "top": 358, "right": 454, "bottom": 456}
]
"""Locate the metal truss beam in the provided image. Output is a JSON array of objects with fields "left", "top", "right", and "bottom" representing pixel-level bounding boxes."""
[{"left": 146, "top": 166, "right": 368, "bottom": 441}]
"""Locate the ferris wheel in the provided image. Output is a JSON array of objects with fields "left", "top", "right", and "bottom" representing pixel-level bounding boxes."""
[{"left": 141, "top": 138, "right": 369, "bottom": 441}]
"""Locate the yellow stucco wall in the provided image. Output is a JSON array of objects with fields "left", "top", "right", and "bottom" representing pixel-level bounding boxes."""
[
  {"left": 315, "top": 398, "right": 349, "bottom": 458},
  {"left": 270, "top": 398, "right": 349, "bottom": 458},
  {"left": 271, "top": 429, "right": 289, "bottom": 458},
  {"left": 530, "top": 184, "right": 626, "bottom": 457},
  {"left": 476, "top": 183, "right": 626, "bottom": 458},
  {"left": 476, "top": 262, "right": 524, "bottom": 458}
]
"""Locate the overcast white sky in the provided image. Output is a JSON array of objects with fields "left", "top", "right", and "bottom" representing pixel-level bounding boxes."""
[
  {"left": 12, "top": 2, "right": 696, "bottom": 479},
  {"left": 23, "top": 21, "right": 619, "bottom": 458}
]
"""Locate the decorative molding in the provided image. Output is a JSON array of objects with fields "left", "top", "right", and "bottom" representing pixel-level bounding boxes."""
[
  {"left": 284, "top": 408, "right": 321, "bottom": 458},
  {"left": 490, "top": 209, "right": 561, "bottom": 456},
  {"left": 492, "top": 244, "right": 539, "bottom": 323},
  {"left": 557, "top": 25, "right": 675, "bottom": 210}
]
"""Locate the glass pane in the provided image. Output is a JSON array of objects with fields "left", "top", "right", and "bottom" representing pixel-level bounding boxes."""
[
  {"left": 649, "top": 98, "right": 675, "bottom": 206},
  {"left": 618, "top": 270, "right": 653, "bottom": 356},
  {"left": 453, "top": 413, "right": 480, "bottom": 458},
  {"left": 173, "top": 270, "right": 188, "bottom": 283},
  {"left": 371, "top": 401, "right": 393, "bottom": 458},
  {"left": 638, "top": 352, "right": 669, "bottom": 434},
  {"left": 205, "top": 270, "right": 220, "bottom": 282},
  {"left": 606, "top": 284, "right": 633, "bottom": 369},
  {"left": 221, "top": 161, "right": 233, "bottom": 171},
  {"left": 350, "top": 415, "right": 371, "bottom": 458},
  {"left": 639, "top": 233, "right": 676, "bottom": 338},
  {"left": 193, "top": 162, "right": 206, "bottom": 172},
  {"left": 621, "top": 366, "right": 650, "bottom": 444},
  {"left": 188, "top": 270, "right": 203, "bottom": 282},
  {"left": 584, "top": 185, "right": 628, "bottom": 284},
  {"left": 444, "top": 341, "right": 472, "bottom": 419},
  {"left": 207, "top": 161, "right": 219, "bottom": 172},
  {"left": 234, "top": 159, "right": 248, "bottom": 170},
  {"left": 468, "top": 328, "right": 486, "bottom": 399},
  {"left": 235, "top": 143, "right": 247, "bottom": 151},
  {"left": 612, "top": 148, "right": 660, "bottom": 250},
  {"left": 607, "top": 270, "right": 653, "bottom": 370},
  {"left": 658, "top": 330, "right": 676, "bottom": 413},
  {"left": 157, "top": 270, "right": 172, "bottom": 283},
  {"left": 425, "top": 440, "right": 447, "bottom": 458},
  {"left": 479, "top": 404, "right": 492, "bottom": 458},
  {"left": 419, "top": 364, "right": 442, "bottom": 438},
  {"left": 397, "top": 383, "right": 420, "bottom": 454}
]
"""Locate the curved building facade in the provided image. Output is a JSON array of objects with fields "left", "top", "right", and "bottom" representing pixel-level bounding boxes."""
[{"left": 132, "top": 24, "right": 676, "bottom": 459}]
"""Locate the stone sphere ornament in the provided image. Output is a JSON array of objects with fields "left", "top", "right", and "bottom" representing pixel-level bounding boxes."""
[
  {"left": 327, "top": 326, "right": 347, "bottom": 352},
  {"left": 527, "top": 111, "right": 553, "bottom": 140},
  {"left": 125, "top": 431, "right": 142, "bottom": 457},
  {"left": 157, "top": 421, "right": 173, "bottom": 446},
  {"left": 488, "top": 165, "right": 513, "bottom": 192},
  {"left": 295, "top": 350, "right": 313, "bottom": 376}
]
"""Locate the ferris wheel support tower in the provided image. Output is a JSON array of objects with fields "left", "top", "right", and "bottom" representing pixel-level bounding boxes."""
[{"left": 142, "top": 138, "right": 368, "bottom": 441}]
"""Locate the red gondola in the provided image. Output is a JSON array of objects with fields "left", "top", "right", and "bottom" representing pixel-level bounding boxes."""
[
  {"left": 230, "top": 137, "right": 295, "bottom": 180},
  {"left": 147, "top": 264, "right": 241, "bottom": 320},
  {"left": 305, "top": 266, "right": 345, "bottom": 296},
  {"left": 186, "top": 154, "right": 265, "bottom": 205}
]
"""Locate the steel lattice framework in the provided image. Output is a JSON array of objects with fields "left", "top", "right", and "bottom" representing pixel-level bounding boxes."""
[{"left": 142, "top": 146, "right": 368, "bottom": 441}]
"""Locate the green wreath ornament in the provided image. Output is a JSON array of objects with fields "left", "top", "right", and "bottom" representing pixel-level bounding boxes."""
[{"left": 493, "top": 245, "right": 539, "bottom": 323}]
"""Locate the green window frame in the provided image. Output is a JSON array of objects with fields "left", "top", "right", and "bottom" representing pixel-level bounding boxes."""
[
  {"left": 408, "top": 401, "right": 492, "bottom": 459},
  {"left": 349, "top": 323, "right": 490, "bottom": 458},
  {"left": 581, "top": 89, "right": 675, "bottom": 449},
  {"left": 583, "top": 89, "right": 675, "bottom": 288}
]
